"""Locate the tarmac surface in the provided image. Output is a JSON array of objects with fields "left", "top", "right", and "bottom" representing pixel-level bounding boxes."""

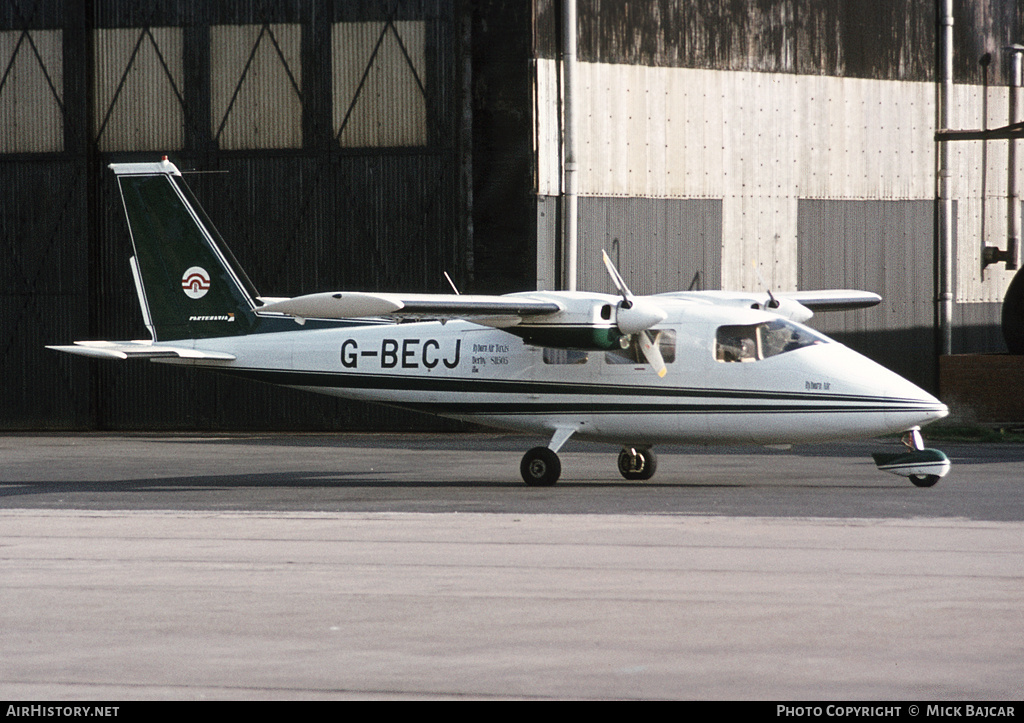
[{"left": 1, "top": 433, "right": 1022, "bottom": 700}]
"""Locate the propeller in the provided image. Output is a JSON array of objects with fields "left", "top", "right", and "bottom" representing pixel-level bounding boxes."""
[
  {"left": 601, "top": 250, "right": 668, "bottom": 377},
  {"left": 751, "top": 259, "right": 781, "bottom": 310},
  {"left": 749, "top": 259, "right": 814, "bottom": 323}
]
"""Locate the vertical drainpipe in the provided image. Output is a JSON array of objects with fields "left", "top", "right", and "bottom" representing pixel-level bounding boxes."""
[
  {"left": 938, "top": 0, "right": 954, "bottom": 357},
  {"left": 1006, "top": 45, "right": 1023, "bottom": 271},
  {"left": 562, "top": 0, "right": 578, "bottom": 291}
]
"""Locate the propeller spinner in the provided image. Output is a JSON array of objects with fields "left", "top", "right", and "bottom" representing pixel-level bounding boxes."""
[{"left": 601, "top": 250, "right": 668, "bottom": 377}]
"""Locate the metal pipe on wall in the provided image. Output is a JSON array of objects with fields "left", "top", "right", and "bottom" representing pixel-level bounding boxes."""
[
  {"left": 1006, "top": 45, "right": 1023, "bottom": 271},
  {"left": 562, "top": 0, "right": 578, "bottom": 291},
  {"left": 938, "top": 0, "right": 954, "bottom": 357}
]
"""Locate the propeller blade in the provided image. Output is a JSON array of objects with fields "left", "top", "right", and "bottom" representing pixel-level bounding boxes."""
[
  {"left": 602, "top": 249, "right": 633, "bottom": 305},
  {"left": 601, "top": 250, "right": 667, "bottom": 345},
  {"left": 638, "top": 330, "right": 667, "bottom": 378},
  {"left": 751, "top": 259, "right": 780, "bottom": 309},
  {"left": 601, "top": 249, "right": 667, "bottom": 334}
]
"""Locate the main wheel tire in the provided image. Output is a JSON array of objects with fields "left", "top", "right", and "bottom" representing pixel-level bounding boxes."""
[
  {"left": 909, "top": 474, "right": 940, "bottom": 488},
  {"left": 617, "top": 448, "right": 658, "bottom": 481},
  {"left": 521, "top": 447, "right": 561, "bottom": 486}
]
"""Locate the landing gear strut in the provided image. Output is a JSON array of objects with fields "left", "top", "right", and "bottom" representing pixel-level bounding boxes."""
[{"left": 617, "top": 447, "right": 658, "bottom": 481}]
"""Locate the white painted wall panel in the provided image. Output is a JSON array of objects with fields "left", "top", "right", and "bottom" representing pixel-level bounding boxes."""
[
  {"left": 536, "top": 59, "right": 1020, "bottom": 301},
  {"left": 535, "top": 58, "right": 561, "bottom": 195}
]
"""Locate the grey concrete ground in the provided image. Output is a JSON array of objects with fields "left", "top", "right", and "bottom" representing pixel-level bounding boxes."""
[
  {"left": 1, "top": 433, "right": 1021, "bottom": 519},
  {"left": 1, "top": 434, "right": 1022, "bottom": 700}
]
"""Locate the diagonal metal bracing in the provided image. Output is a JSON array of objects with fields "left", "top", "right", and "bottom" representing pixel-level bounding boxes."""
[
  {"left": 94, "top": 27, "right": 186, "bottom": 147},
  {"left": 335, "top": 15, "right": 427, "bottom": 145},
  {"left": 213, "top": 23, "right": 303, "bottom": 146}
]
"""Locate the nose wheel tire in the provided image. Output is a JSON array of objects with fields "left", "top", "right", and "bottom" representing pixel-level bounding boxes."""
[
  {"left": 909, "top": 474, "right": 940, "bottom": 488},
  {"left": 617, "top": 448, "right": 658, "bottom": 481},
  {"left": 521, "top": 447, "right": 561, "bottom": 486}
]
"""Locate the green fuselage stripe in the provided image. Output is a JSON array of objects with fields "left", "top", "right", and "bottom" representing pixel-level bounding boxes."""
[{"left": 210, "top": 366, "right": 938, "bottom": 415}]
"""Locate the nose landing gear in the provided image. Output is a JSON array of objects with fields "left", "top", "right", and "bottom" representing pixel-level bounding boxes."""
[{"left": 872, "top": 427, "right": 950, "bottom": 487}]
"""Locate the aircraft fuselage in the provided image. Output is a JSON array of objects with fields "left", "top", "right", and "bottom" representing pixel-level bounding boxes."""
[{"left": 165, "top": 304, "right": 946, "bottom": 448}]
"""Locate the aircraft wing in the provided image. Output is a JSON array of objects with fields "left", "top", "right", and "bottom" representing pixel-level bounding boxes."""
[
  {"left": 47, "top": 341, "right": 236, "bottom": 361},
  {"left": 776, "top": 290, "right": 882, "bottom": 311},
  {"left": 260, "top": 287, "right": 882, "bottom": 330},
  {"left": 259, "top": 292, "right": 564, "bottom": 326},
  {"left": 656, "top": 288, "right": 882, "bottom": 323}
]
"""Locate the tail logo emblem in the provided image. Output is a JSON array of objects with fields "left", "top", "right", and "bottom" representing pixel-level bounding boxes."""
[{"left": 182, "top": 267, "right": 211, "bottom": 299}]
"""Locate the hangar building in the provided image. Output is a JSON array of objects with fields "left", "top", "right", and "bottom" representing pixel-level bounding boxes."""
[{"left": 1, "top": 0, "right": 1021, "bottom": 430}]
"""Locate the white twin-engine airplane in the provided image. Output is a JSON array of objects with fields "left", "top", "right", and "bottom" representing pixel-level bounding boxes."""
[{"left": 50, "top": 159, "right": 951, "bottom": 487}]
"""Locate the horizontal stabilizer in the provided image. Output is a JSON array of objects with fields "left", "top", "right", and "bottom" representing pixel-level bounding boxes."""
[
  {"left": 47, "top": 341, "right": 235, "bottom": 361},
  {"left": 260, "top": 292, "right": 563, "bottom": 322}
]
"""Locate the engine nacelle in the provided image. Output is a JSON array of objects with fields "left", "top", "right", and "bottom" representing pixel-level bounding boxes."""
[{"left": 503, "top": 293, "right": 625, "bottom": 350}]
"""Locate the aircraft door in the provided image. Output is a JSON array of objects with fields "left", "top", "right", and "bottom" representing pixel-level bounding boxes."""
[{"left": 596, "top": 325, "right": 707, "bottom": 441}]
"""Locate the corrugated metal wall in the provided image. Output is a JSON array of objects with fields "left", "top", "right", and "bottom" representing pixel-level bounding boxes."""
[
  {"left": 471, "top": 0, "right": 536, "bottom": 293},
  {"left": 0, "top": 28, "right": 64, "bottom": 153},
  {"left": 797, "top": 200, "right": 938, "bottom": 388},
  {"left": 535, "top": 0, "right": 1020, "bottom": 85},
  {"left": 576, "top": 198, "right": 722, "bottom": 296},
  {"left": 0, "top": 0, "right": 467, "bottom": 430}
]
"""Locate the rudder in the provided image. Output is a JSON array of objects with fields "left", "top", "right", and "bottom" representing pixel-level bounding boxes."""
[{"left": 111, "top": 159, "right": 259, "bottom": 341}]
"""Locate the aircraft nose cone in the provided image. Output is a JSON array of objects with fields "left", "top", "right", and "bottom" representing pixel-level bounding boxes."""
[{"left": 884, "top": 376, "right": 949, "bottom": 431}]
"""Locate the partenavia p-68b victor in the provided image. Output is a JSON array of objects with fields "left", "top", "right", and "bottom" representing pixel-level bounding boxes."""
[{"left": 50, "top": 159, "right": 951, "bottom": 487}]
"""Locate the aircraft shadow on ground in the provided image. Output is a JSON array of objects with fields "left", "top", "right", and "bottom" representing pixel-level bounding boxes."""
[{"left": 0, "top": 471, "right": 897, "bottom": 498}]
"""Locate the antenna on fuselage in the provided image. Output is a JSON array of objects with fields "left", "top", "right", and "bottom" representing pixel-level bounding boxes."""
[{"left": 443, "top": 271, "right": 461, "bottom": 295}]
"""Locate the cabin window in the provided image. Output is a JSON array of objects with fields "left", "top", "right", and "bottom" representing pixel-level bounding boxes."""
[
  {"left": 605, "top": 330, "right": 676, "bottom": 365},
  {"left": 716, "top": 325, "right": 759, "bottom": 362},
  {"left": 715, "top": 320, "right": 827, "bottom": 362},
  {"left": 543, "top": 348, "right": 589, "bottom": 365}
]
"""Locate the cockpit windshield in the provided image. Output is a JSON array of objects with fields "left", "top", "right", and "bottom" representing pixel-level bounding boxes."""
[{"left": 715, "top": 319, "right": 828, "bottom": 362}]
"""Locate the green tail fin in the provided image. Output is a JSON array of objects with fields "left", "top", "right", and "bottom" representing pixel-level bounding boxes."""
[{"left": 111, "top": 159, "right": 259, "bottom": 341}]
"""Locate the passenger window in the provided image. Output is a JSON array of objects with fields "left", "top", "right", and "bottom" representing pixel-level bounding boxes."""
[
  {"left": 543, "top": 348, "right": 589, "bottom": 365},
  {"left": 605, "top": 330, "right": 676, "bottom": 365},
  {"left": 716, "top": 320, "right": 827, "bottom": 362}
]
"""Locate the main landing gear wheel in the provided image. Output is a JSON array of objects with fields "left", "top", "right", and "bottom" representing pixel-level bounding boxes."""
[
  {"left": 909, "top": 474, "right": 941, "bottom": 488},
  {"left": 617, "top": 447, "right": 658, "bottom": 481},
  {"left": 521, "top": 447, "right": 561, "bottom": 486}
]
